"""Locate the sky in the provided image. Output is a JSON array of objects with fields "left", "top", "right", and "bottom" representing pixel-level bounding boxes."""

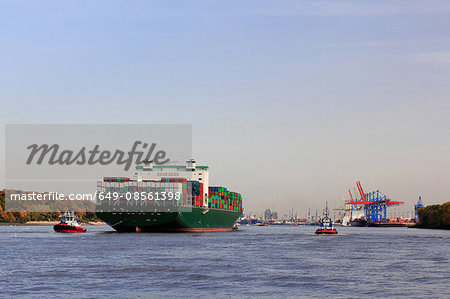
[{"left": 1, "top": 0, "right": 449, "bottom": 217}]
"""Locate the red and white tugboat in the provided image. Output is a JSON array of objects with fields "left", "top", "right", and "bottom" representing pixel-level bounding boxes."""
[
  {"left": 315, "top": 203, "right": 338, "bottom": 235},
  {"left": 53, "top": 211, "right": 87, "bottom": 233}
]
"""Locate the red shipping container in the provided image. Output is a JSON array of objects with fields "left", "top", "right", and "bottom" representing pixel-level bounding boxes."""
[
  {"left": 182, "top": 190, "right": 187, "bottom": 205},
  {"left": 199, "top": 183, "right": 204, "bottom": 202}
]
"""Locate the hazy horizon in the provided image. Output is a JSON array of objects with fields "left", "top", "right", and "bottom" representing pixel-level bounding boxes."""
[{"left": 1, "top": 0, "right": 449, "bottom": 217}]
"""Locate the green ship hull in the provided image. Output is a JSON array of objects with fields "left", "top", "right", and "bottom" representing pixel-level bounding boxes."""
[{"left": 96, "top": 207, "right": 241, "bottom": 232}]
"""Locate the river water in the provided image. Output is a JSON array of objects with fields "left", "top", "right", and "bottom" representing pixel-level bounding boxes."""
[{"left": 1, "top": 225, "right": 448, "bottom": 298}]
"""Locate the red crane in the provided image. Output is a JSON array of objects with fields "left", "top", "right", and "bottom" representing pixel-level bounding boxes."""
[{"left": 356, "top": 181, "right": 365, "bottom": 201}]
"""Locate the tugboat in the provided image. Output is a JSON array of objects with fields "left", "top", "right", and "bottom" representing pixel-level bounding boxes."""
[
  {"left": 315, "top": 203, "right": 338, "bottom": 235},
  {"left": 53, "top": 211, "right": 87, "bottom": 233}
]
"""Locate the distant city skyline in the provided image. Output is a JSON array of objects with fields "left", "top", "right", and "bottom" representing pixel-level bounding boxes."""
[{"left": 1, "top": 0, "right": 449, "bottom": 215}]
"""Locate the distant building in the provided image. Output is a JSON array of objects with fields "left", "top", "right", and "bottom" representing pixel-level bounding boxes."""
[{"left": 264, "top": 208, "right": 278, "bottom": 220}]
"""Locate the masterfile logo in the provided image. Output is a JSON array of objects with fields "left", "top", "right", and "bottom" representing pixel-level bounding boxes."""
[{"left": 25, "top": 141, "right": 170, "bottom": 171}]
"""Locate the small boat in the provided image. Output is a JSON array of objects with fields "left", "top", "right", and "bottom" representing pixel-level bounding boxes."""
[
  {"left": 315, "top": 202, "right": 338, "bottom": 235},
  {"left": 232, "top": 225, "right": 238, "bottom": 230},
  {"left": 53, "top": 211, "right": 87, "bottom": 233}
]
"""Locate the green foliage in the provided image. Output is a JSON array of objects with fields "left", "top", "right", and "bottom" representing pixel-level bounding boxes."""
[
  {"left": 0, "top": 191, "right": 99, "bottom": 223},
  {"left": 418, "top": 202, "right": 450, "bottom": 228},
  {"left": 0, "top": 192, "right": 5, "bottom": 210}
]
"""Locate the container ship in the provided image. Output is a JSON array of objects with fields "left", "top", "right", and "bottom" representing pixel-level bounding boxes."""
[
  {"left": 95, "top": 159, "right": 243, "bottom": 232},
  {"left": 347, "top": 209, "right": 370, "bottom": 227},
  {"left": 349, "top": 216, "right": 371, "bottom": 227}
]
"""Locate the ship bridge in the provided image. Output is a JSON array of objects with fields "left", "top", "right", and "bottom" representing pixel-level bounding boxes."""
[{"left": 134, "top": 159, "right": 210, "bottom": 207}]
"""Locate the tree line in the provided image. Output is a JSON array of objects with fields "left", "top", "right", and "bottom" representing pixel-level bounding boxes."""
[
  {"left": 417, "top": 202, "right": 450, "bottom": 229},
  {"left": 0, "top": 192, "right": 98, "bottom": 223}
]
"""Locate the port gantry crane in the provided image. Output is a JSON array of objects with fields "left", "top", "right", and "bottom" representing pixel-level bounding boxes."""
[
  {"left": 332, "top": 196, "right": 351, "bottom": 215},
  {"left": 343, "top": 181, "right": 404, "bottom": 223}
]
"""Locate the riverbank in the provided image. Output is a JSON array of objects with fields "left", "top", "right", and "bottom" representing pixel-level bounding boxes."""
[
  {"left": 416, "top": 201, "right": 449, "bottom": 230},
  {"left": 411, "top": 223, "right": 449, "bottom": 230}
]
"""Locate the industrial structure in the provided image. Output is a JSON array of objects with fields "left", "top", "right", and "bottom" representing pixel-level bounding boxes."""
[
  {"left": 414, "top": 196, "right": 424, "bottom": 223},
  {"left": 343, "top": 181, "right": 404, "bottom": 224}
]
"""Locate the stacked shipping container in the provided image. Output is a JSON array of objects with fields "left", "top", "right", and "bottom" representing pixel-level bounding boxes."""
[
  {"left": 99, "top": 179, "right": 185, "bottom": 206},
  {"left": 103, "top": 177, "right": 131, "bottom": 182},
  {"left": 208, "top": 187, "right": 243, "bottom": 212},
  {"left": 99, "top": 178, "right": 242, "bottom": 211}
]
